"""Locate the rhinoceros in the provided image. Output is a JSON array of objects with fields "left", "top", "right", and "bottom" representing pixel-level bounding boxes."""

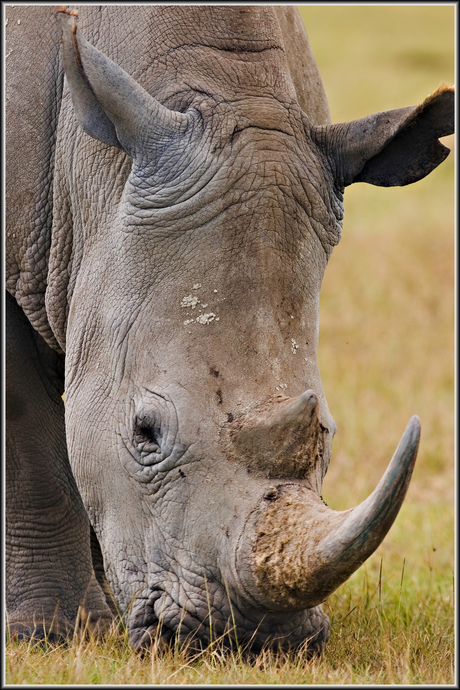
[{"left": 6, "top": 5, "right": 454, "bottom": 654}]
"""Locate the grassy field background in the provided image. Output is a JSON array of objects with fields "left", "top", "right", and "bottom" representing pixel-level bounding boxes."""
[
  {"left": 302, "top": 4, "right": 455, "bottom": 684},
  {"left": 5, "top": 5, "right": 455, "bottom": 685}
]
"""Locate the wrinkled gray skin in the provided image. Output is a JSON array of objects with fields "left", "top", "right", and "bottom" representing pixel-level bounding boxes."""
[{"left": 6, "top": 6, "right": 454, "bottom": 653}]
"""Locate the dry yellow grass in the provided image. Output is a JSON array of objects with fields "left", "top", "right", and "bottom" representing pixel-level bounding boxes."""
[
  {"left": 5, "top": 5, "right": 455, "bottom": 684},
  {"left": 5, "top": 588, "right": 454, "bottom": 685}
]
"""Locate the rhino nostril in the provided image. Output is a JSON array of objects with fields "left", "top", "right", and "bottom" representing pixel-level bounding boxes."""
[{"left": 263, "top": 486, "right": 279, "bottom": 501}]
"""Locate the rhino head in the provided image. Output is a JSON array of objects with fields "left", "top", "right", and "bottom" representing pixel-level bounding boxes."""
[{"left": 53, "top": 8, "right": 453, "bottom": 653}]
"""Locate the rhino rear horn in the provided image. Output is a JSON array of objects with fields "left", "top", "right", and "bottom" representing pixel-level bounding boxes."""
[
  {"left": 316, "top": 85, "right": 454, "bottom": 189},
  {"left": 57, "top": 8, "right": 189, "bottom": 159}
]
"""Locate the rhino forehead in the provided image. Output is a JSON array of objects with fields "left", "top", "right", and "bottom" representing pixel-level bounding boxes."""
[
  {"left": 120, "top": 126, "right": 343, "bottom": 254},
  {"left": 81, "top": 6, "right": 299, "bottom": 108}
]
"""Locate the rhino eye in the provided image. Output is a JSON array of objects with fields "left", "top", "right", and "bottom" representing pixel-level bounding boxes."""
[{"left": 133, "top": 416, "right": 162, "bottom": 458}]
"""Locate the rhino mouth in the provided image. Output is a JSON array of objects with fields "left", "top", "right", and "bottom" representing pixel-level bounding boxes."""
[{"left": 126, "top": 579, "right": 330, "bottom": 655}]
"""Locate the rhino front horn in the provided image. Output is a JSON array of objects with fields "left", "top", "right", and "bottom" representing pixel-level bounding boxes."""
[{"left": 236, "top": 416, "right": 420, "bottom": 611}]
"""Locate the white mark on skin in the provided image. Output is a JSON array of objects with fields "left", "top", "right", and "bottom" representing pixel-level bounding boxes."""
[
  {"left": 290, "top": 315, "right": 294, "bottom": 319},
  {"left": 181, "top": 295, "right": 199, "bottom": 309},
  {"left": 17, "top": 19, "right": 21, "bottom": 24},
  {"left": 183, "top": 312, "right": 220, "bottom": 327},
  {"left": 291, "top": 339, "right": 299, "bottom": 354},
  {"left": 182, "top": 287, "right": 219, "bottom": 327},
  {"left": 196, "top": 313, "right": 218, "bottom": 325},
  {"left": 5, "top": 18, "right": 8, "bottom": 25}
]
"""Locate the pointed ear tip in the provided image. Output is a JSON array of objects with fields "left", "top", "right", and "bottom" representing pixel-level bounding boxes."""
[
  {"left": 55, "top": 5, "right": 79, "bottom": 30},
  {"left": 55, "top": 5, "right": 79, "bottom": 16},
  {"left": 423, "top": 83, "right": 455, "bottom": 104}
]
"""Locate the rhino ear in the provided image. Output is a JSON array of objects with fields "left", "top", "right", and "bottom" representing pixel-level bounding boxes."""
[
  {"left": 57, "top": 9, "right": 189, "bottom": 159},
  {"left": 318, "top": 86, "right": 454, "bottom": 189}
]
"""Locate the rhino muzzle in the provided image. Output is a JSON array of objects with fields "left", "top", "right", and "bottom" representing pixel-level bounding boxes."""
[{"left": 231, "top": 393, "right": 420, "bottom": 612}]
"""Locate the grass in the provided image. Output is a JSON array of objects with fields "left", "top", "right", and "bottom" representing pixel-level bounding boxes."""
[
  {"left": 5, "top": 567, "right": 454, "bottom": 684},
  {"left": 5, "top": 5, "right": 455, "bottom": 685}
]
